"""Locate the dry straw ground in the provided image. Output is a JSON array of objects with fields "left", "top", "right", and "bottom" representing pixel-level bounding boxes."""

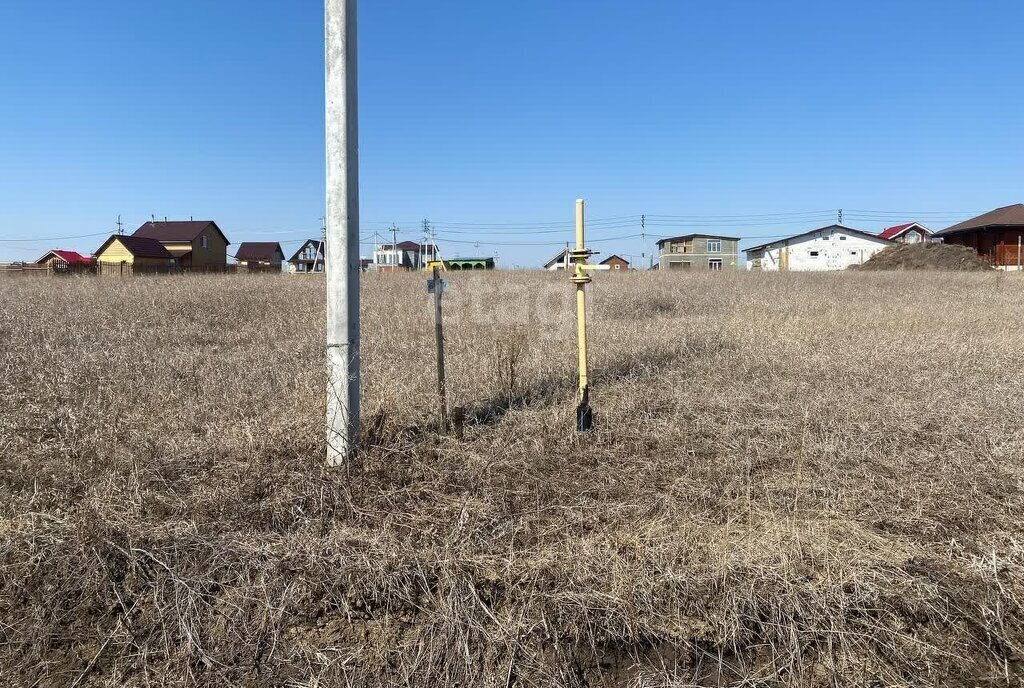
[{"left": 1, "top": 270, "right": 1023, "bottom": 687}]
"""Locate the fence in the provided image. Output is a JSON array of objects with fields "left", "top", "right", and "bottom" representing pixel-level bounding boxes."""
[{"left": 0, "top": 263, "right": 95, "bottom": 277}]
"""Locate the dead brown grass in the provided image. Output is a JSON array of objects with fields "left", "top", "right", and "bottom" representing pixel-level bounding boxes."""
[{"left": 1, "top": 270, "right": 1023, "bottom": 687}]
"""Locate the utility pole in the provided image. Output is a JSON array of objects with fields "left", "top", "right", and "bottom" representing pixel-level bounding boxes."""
[
  {"left": 117, "top": 214, "right": 124, "bottom": 235},
  {"left": 838, "top": 209, "right": 844, "bottom": 225},
  {"left": 421, "top": 219, "right": 431, "bottom": 270},
  {"left": 431, "top": 265, "right": 448, "bottom": 433},
  {"left": 324, "top": 0, "right": 360, "bottom": 467},
  {"left": 640, "top": 213, "right": 645, "bottom": 264}
]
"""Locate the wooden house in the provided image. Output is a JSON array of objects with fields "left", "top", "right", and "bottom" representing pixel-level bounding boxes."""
[
  {"left": 132, "top": 220, "right": 230, "bottom": 270},
  {"left": 935, "top": 204, "right": 1024, "bottom": 269},
  {"left": 234, "top": 242, "right": 284, "bottom": 270},
  {"left": 94, "top": 235, "right": 175, "bottom": 275},
  {"left": 600, "top": 255, "right": 630, "bottom": 271},
  {"left": 34, "top": 250, "right": 93, "bottom": 273},
  {"left": 288, "top": 239, "right": 325, "bottom": 273}
]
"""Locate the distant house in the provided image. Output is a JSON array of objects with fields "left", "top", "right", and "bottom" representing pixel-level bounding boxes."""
[
  {"left": 745, "top": 225, "right": 892, "bottom": 271},
  {"left": 935, "top": 204, "right": 1024, "bottom": 269},
  {"left": 288, "top": 239, "right": 325, "bottom": 273},
  {"left": 879, "top": 222, "right": 934, "bottom": 244},
  {"left": 132, "top": 221, "right": 230, "bottom": 270},
  {"left": 35, "top": 250, "right": 93, "bottom": 272},
  {"left": 543, "top": 248, "right": 572, "bottom": 271},
  {"left": 657, "top": 234, "right": 740, "bottom": 271},
  {"left": 94, "top": 235, "right": 175, "bottom": 275},
  {"left": 234, "top": 242, "right": 284, "bottom": 269},
  {"left": 372, "top": 241, "right": 438, "bottom": 271},
  {"left": 600, "top": 255, "right": 630, "bottom": 271},
  {"left": 446, "top": 257, "right": 495, "bottom": 271}
]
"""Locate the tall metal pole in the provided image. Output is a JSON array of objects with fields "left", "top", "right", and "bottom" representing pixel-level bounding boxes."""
[{"left": 325, "top": 0, "right": 360, "bottom": 466}]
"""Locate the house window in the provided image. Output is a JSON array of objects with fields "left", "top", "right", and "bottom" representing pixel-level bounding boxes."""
[
  {"left": 668, "top": 260, "right": 692, "bottom": 270},
  {"left": 809, "top": 251, "right": 820, "bottom": 257},
  {"left": 200, "top": 235, "right": 209, "bottom": 249},
  {"left": 708, "top": 259, "right": 723, "bottom": 271},
  {"left": 707, "top": 239, "right": 722, "bottom": 253},
  {"left": 839, "top": 235, "right": 847, "bottom": 241}
]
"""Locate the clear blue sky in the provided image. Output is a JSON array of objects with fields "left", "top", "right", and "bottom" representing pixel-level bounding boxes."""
[{"left": 1, "top": 0, "right": 1023, "bottom": 266}]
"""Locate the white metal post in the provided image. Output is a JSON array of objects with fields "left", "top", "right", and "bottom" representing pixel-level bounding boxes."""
[{"left": 325, "top": 0, "right": 360, "bottom": 466}]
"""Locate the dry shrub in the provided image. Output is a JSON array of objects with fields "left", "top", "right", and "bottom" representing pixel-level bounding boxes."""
[{"left": 1, "top": 270, "right": 1024, "bottom": 687}]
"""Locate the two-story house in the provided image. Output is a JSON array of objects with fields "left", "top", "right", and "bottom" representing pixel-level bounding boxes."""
[
  {"left": 372, "top": 241, "right": 437, "bottom": 272},
  {"left": 288, "top": 239, "right": 326, "bottom": 273},
  {"left": 657, "top": 234, "right": 740, "bottom": 271},
  {"left": 132, "top": 221, "right": 230, "bottom": 270}
]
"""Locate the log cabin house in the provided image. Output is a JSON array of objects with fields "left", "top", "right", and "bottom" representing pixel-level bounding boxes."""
[{"left": 936, "top": 204, "right": 1024, "bottom": 269}]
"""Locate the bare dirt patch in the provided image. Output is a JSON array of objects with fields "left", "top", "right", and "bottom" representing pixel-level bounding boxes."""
[{"left": 854, "top": 242, "right": 993, "bottom": 271}]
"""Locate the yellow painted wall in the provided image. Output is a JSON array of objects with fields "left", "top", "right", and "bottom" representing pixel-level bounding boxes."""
[{"left": 96, "top": 238, "right": 136, "bottom": 265}]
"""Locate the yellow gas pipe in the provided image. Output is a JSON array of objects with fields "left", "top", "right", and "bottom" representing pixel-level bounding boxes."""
[{"left": 570, "top": 198, "right": 599, "bottom": 431}]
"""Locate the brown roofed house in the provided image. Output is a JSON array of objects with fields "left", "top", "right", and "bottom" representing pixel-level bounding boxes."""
[
  {"left": 936, "top": 204, "right": 1024, "bottom": 268},
  {"left": 93, "top": 235, "right": 175, "bottom": 275},
  {"left": 234, "top": 242, "right": 284, "bottom": 271},
  {"left": 600, "top": 254, "right": 630, "bottom": 271},
  {"left": 132, "top": 220, "right": 230, "bottom": 270}
]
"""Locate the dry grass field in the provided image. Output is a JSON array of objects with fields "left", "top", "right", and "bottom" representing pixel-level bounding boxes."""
[{"left": 2, "top": 270, "right": 1024, "bottom": 687}]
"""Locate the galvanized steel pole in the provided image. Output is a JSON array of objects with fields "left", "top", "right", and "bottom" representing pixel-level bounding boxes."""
[{"left": 325, "top": 0, "right": 360, "bottom": 466}]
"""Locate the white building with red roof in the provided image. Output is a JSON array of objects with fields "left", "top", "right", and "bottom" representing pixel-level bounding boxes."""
[{"left": 878, "top": 222, "right": 933, "bottom": 244}]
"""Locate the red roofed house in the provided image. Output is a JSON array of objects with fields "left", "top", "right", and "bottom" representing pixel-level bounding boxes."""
[
  {"left": 234, "top": 242, "right": 284, "bottom": 271},
  {"left": 93, "top": 235, "right": 176, "bottom": 275},
  {"left": 935, "top": 204, "right": 1024, "bottom": 269},
  {"left": 34, "top": 250, "right": 94, "bottom": 274},
  {"left": 878, "top": 222, "right": 933, "bottom": 244},
  {"left": 132, "top": 220, "right": 230, "bottom": 270}
]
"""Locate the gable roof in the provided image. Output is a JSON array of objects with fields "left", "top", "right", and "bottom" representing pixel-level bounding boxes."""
[
  {"left": 35, "top": 249, "right": 92, "bottom": 265},
  {"left": 936, "top": 204, "right": 1024, "bottom": 236},
  {"left": 745, "top": 224, "right": 892, "bottom": 254},
  {"left": 879, "top": 222, "right": 932, "bottom": 240},
  {"left": 234, "top": 242, "right": 283, "bottom": 262},
  {"left": 656, "top": 233, "right": 740, "bottom": 247},
  {"left": 133, "top": 220, "right": 230, "bottom": 246},
  {"left": 600, "top": 254, "right": 629, "bottom": 266},
  {"left": 288, "top": 239, "right": 324, "bottom": 263},
  {"left": 96, "top": 234, "right": 174, "bottom": 259},
  {"left": 543, "top": 247, "right": 571, "bottom": 268}
]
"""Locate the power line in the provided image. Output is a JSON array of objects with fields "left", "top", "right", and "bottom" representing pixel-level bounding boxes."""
[{"left": 0, "top": 230, "right": 112, "bottom": 243}]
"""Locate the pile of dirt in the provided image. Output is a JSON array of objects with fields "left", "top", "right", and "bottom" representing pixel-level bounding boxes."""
[{"left": 854, "top": 242, "right": 993, "bottom": 271}]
